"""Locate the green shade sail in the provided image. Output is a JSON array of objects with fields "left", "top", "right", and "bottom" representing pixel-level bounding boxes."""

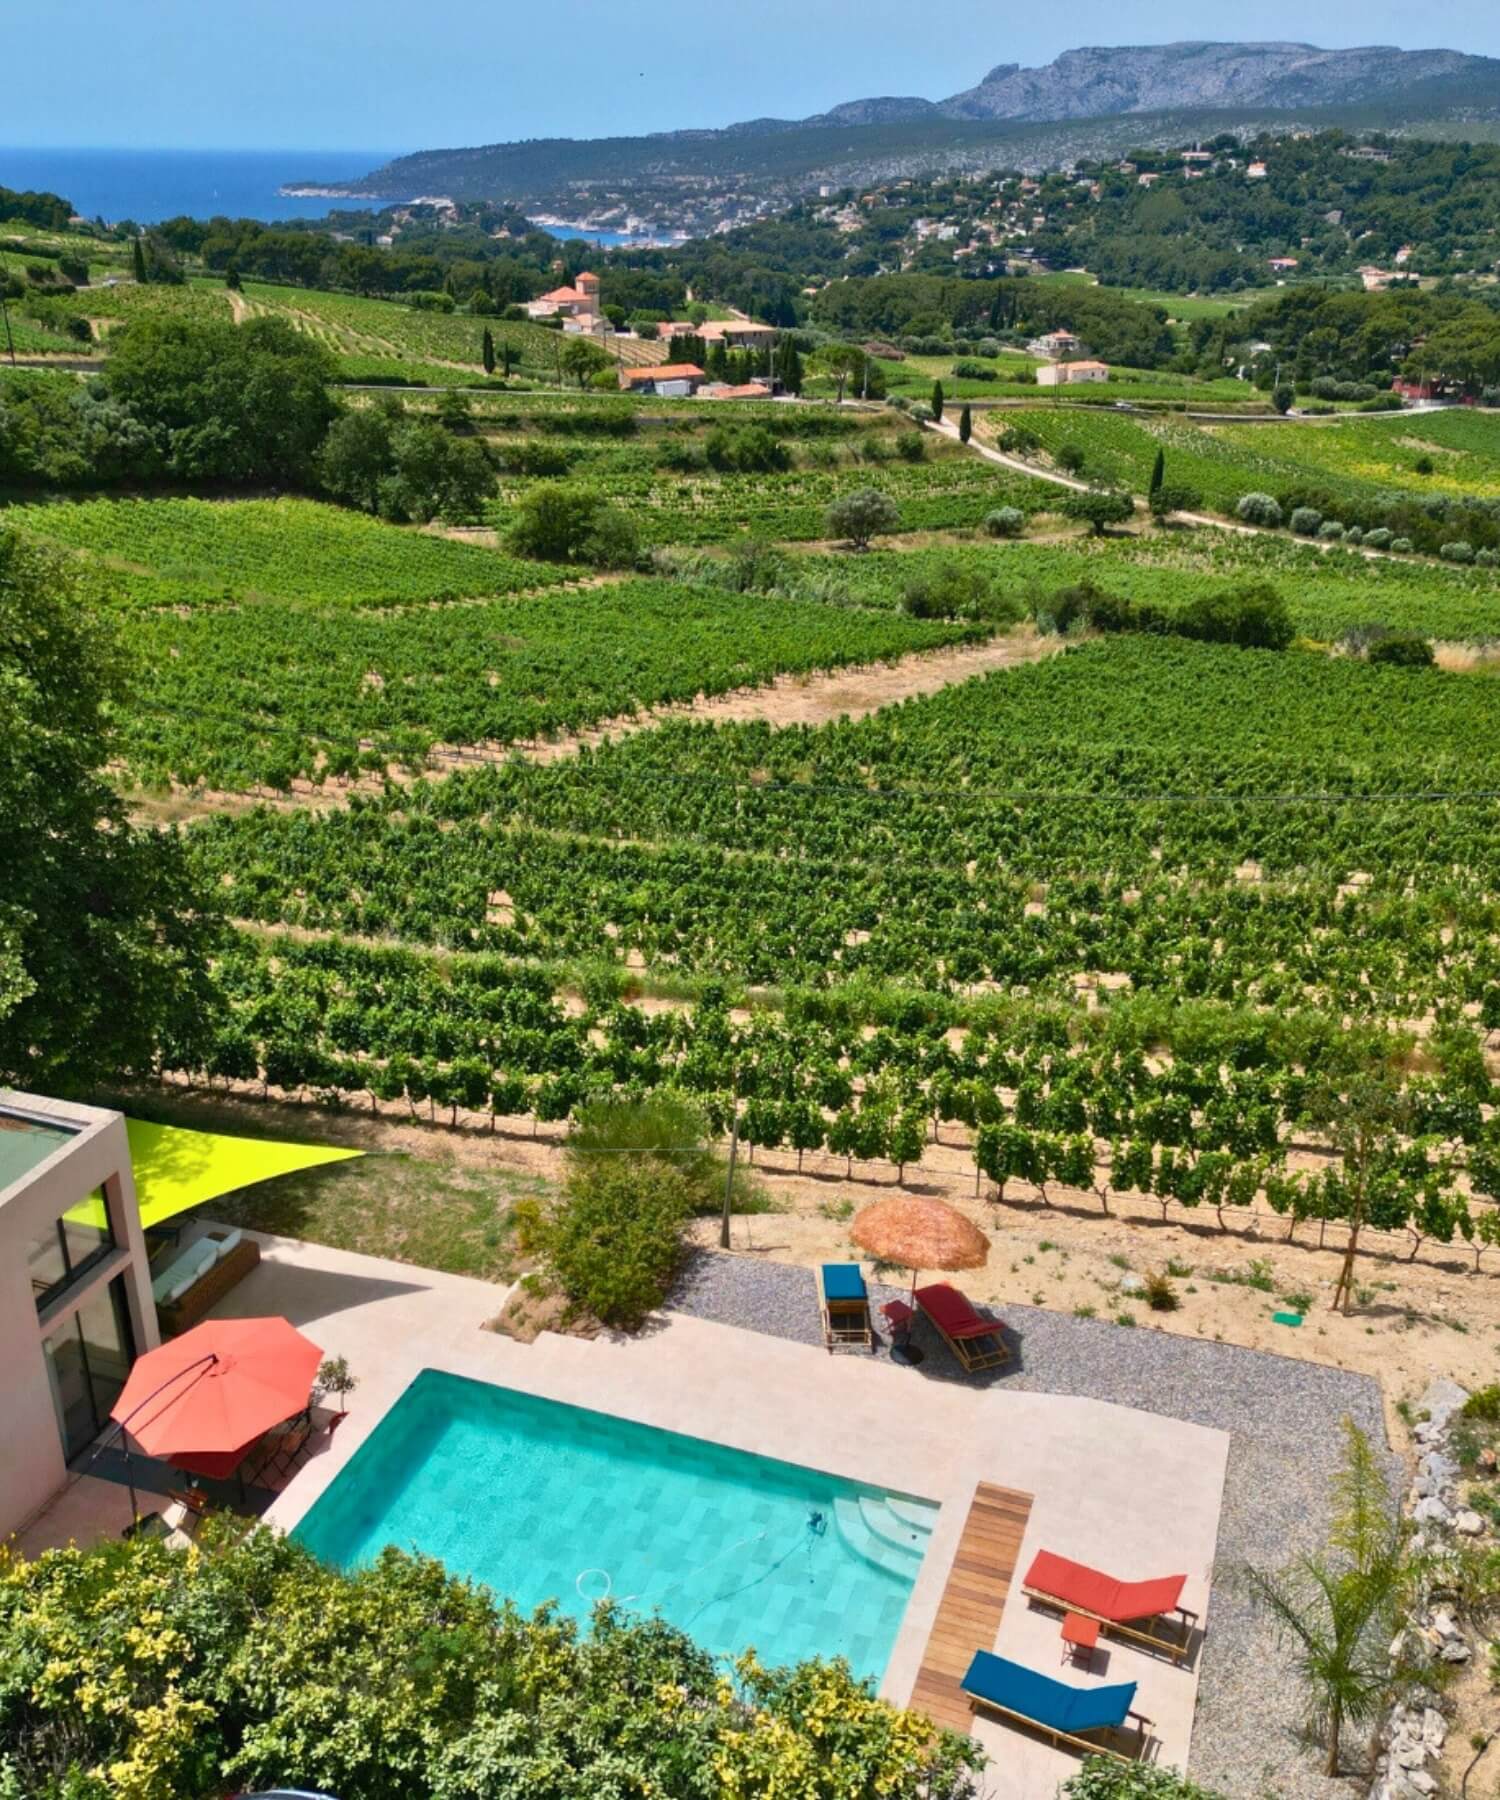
[{"left": 122, "top": 1118, "right": 363, "bottom": 1230}]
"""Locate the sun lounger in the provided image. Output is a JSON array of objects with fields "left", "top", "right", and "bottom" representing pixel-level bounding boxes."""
[
  {"left": 1022, "top": 1549, "right": 1198, "bottom": 1662},
  {"left": 914, "top": 1282, "right": 1009, "bottom": 1371},
  {"left": 820, "top": 1263, "right": 873, "bottom": 1352},
  {"left": 962, "top": 1649, "right": 1152, "bottom": 1763}
]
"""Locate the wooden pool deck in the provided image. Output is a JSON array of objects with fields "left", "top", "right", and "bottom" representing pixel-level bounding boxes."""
[{"left": 909, "top": 1480, "right": 1034, "bottom": 1734}]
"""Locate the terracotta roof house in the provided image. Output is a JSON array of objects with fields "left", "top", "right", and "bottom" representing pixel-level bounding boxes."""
[{"left": 619, "top": 363, "right": 706, "bottom": 396}]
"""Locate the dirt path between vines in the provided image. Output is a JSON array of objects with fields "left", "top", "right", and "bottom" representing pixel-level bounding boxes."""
[{"left": 132, "top": 631, "right": 1059, "bottom": 825}]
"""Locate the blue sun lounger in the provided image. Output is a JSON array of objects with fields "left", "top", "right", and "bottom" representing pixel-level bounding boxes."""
[
  {"left": 961, "top": 1650, "right": 1153, "bottom": 1763},
  {"left": 819, "top": 1263, "right": 873, "bottom": 1352}
]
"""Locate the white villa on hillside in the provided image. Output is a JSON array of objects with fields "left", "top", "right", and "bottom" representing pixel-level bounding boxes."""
[
  {"left": 1036, "top": 359, "right": 1110, "bottom": 387},
  {"left": 526, "top": 270, "right": 603, "bottom": 331}
]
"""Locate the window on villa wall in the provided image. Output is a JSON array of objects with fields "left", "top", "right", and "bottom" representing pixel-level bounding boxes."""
[{"left": 27, "top": 1188, "right": 115, "bottom": 1313}]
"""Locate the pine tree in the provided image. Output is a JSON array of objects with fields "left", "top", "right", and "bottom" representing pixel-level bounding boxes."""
[
  {"left": 1149, "top": 446, "right": 1165, "bottom": 499},
  {"left": 132, "top": 237, "right": 147, "bottom": 284},
  {"left": 931, "top": 380, "right": 945, "bottom": 423},
  {"left": 481, "top": 327, "right": 496, "bottom": 375},
  {"left": 958, "top": 404, "right": 972, "bottom": 444}
]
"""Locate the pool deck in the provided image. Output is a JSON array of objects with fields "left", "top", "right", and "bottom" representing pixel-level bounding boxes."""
[{"left": 80, "top": 1230, "right": 1231, "bottom": 1798}]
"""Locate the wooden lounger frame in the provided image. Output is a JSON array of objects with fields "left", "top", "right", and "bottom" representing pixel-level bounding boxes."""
[
  {"left": 820, "top": 1294, "right": 874, "bottom": 1352},
  {"left": 967, "top": 1690, "right": 1155, "bottom": 1765},
  {"left": 921, "top": 1308, "right": 1009, "bottom": 1372},
  {"left": 1021, "top": 1583, "right": 1199, "bottom": 1664}
]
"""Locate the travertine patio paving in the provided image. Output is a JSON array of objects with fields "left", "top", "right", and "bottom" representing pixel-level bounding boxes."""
[{"left": 198, "top": 1231, "right": 1230, "bottom": 1797}]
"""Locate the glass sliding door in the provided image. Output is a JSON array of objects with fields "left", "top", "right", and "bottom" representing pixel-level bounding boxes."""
[{"left": 42, "top": 1276, "right": 136, "bottom": 1461}]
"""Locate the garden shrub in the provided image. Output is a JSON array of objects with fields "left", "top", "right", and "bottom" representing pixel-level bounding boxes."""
[
  {"left": 1478, "top": 548, "right": 1500, "bottom": 567},
  {"left": 1317, "top": 520, "right": 1346, "bottom": 541},
  {"left": 998, "top": 425, "right": 1040, "bottom": 455},
  {"left": 1236, "top": 492, "right": 1282, "bottom": 528},
  {"left": 903, "top": 560, "right": 1023, "bottom": 625},
  {"left": 1343, "top": 526, "right": 1363, "bottom": 545},
  {"left": 1440, "top": 541, "right": 1476, "bottom": 564},
  {"left": 0, "top": 1527, "right": 982, "bottom": 1800},
  {"left": 516, "top": 1156, "right": 694, "bottom": 1329},
  {"left": 1063, "top": 1756, "right": 1225, "bottom": 1798},
  {"left": 1390, "top": 537, "right": 1414, "bottom": 554},
  {"left": 1363, "top": 527, "right": 1392, "bottom": 550},
  {"left": 985, "top": 506, "right": 1025, "bottom": 538},
  {"left": 951, "top": 359, "right": 997, "bottom": 381},
  {"left": 1367, "top": 635, "right": 1436, "bottom": 668},
  {"left": 1290, "top": 507, "right": 1322, "bottom": 537}
]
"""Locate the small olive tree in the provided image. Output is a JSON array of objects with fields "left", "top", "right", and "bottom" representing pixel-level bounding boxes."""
[
  {"left": 827, "top": 486, "right": 901, "bottom": 549},
  {"left": 1062, "top": 488, "right": 1134, "bottom": 536}
]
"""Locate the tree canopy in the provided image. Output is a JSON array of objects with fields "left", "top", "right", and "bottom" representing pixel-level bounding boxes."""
[{"left": 0, "top": 532, "right": 220, "bottom": 1091}]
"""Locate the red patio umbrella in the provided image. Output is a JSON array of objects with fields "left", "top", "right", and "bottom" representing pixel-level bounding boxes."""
[{"left": 111, "top": 1316, "right": 322, "bottom": 1470}]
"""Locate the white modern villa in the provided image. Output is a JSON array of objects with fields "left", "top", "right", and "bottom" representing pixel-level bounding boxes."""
[{"left": 0, "top": 1091, "right": 157, "bottom": 1537}]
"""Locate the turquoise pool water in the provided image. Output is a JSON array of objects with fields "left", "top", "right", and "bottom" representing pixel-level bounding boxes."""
[{"left": 294, "top": 1369, "right": 938, "bottom": 1680}]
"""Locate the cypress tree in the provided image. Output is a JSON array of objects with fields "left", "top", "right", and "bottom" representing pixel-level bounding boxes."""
[
  {"left": 132, "top": 237, "right": 147, "bottom": 284},
  {"left": 225, "top": 263, "right": 242, "bottom": 292},
  {"left": 931, "top": 380, "right": 944, "bottom": 423},
  {"left": 1149, "top": 447, "right": 1165, "bottom": 499},
  {"left": 778, "top": 339, "right": 803, "bottom": 395},
  {"left": 482, "top": 327, "right": 496, "bottom": 375},
  {"left": 958, "top": 404, "right": 972, "bottom": 445}
]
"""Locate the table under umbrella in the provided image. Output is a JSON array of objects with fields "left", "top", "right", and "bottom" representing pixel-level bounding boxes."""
[
  {"left": 111, "top": 1316, "right": 322, "bottom": 1488},
  {"left": 849, "top": 1195, "right": 989, "bottom": 1366}
]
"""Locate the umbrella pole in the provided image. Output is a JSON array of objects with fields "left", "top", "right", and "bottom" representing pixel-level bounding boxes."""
[{"left": 891, "top": 1267, "right": 926, "bottom": 1367}]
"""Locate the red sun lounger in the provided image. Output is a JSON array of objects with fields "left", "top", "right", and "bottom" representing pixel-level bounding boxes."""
[
  {"left": 1022, "top": 1550, "right": 1199, "bottom": 1662},
  {"left": 914, "top": 1283, "right": 1009, "bottom": 1372}
]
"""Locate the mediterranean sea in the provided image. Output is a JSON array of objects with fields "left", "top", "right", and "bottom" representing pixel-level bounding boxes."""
[{"left": 0, "top": 148, "right": 399, "bottom": 225}]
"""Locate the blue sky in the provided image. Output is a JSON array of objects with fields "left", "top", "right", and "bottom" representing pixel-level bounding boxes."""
[{"left": 10, "top": 0, "right": 1500, "bottom": 152}]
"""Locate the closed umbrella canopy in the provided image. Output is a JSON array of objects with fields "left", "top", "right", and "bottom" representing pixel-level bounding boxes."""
[
  {"left": 850, "top": 1196, "right": 989, "bottom": 1277},
  {"left": 111, "top": 1317, "right": 322, "bottom": 1463}
]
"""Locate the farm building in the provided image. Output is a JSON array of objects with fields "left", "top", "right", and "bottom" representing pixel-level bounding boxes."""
[{"left": 619, "top": 363, "right": 706, "bottom": 397}]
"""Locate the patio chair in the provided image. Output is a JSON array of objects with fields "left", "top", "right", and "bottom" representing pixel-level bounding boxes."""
[
  {"left": 1022, "top": 1549, "right": 1198, "bottom": 1663},
  {"left": 961, "top": 1650, "right": 1153, "bottom": 1764},
  {"left": 914, "top": 1282, "right": 1009, "bottom": 1372},
  {"left": 819, "top": 1263, "right": 874, "bottom": 1352}
]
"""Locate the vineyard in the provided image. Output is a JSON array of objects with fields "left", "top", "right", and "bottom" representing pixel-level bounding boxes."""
[
  {"left": 786, "top": 531, "right": 1500, "bottom": 642},
  {"left": 188, "top": 634, "right": 1500, "bottom": 1007},
  {"left": 977, "top": 405, "right": 1500, "bottom": 521},
  {"left": 232, "top": 280, "right": 568, "bottom": 379},
  {"left": 4, "top": 497, "right": 567, "bottom": 608},
  {"left": 493, "top": 454, "right": 1056, "bottom": 545},
  {"left": 114, "top": 578, "right": 981, "bottom": 789}
]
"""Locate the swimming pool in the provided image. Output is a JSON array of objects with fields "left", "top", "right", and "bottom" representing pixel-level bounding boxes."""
[{"left": 294, "top": 1369, "right": 938, "bottom": 1681}]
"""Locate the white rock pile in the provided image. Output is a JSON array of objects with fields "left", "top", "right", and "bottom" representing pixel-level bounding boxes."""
[{"left": 1370, "top": 1378, "right": 1488, "bottom": 1800}]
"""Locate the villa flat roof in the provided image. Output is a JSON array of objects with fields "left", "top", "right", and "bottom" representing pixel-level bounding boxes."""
[{"left": 0, "top": 1107, "right": 78, "bottom": 1195}]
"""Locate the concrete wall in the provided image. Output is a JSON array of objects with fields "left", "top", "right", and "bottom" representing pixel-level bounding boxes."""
[{"left": 0, "top": 1091, "right": 156, "bottom": 1539}]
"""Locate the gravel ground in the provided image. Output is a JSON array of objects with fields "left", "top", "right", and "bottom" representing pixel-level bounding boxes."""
[{"left": 669, "top": 1249, "right": 1399, "bottom": 1800}]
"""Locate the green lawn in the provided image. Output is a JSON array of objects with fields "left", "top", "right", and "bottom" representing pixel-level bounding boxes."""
[{"left": 103, "top": 1089, "right": 543, "bottom": 1281}]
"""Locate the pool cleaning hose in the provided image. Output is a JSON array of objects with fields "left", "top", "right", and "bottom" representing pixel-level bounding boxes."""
[{"left": 579, "top": 1505, "right": 829, "bottom": 1622}]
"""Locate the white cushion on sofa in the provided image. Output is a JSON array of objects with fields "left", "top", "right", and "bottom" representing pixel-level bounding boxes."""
[{"left": 211, "top": 1227, "right": 243, "bottom": 1260}]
